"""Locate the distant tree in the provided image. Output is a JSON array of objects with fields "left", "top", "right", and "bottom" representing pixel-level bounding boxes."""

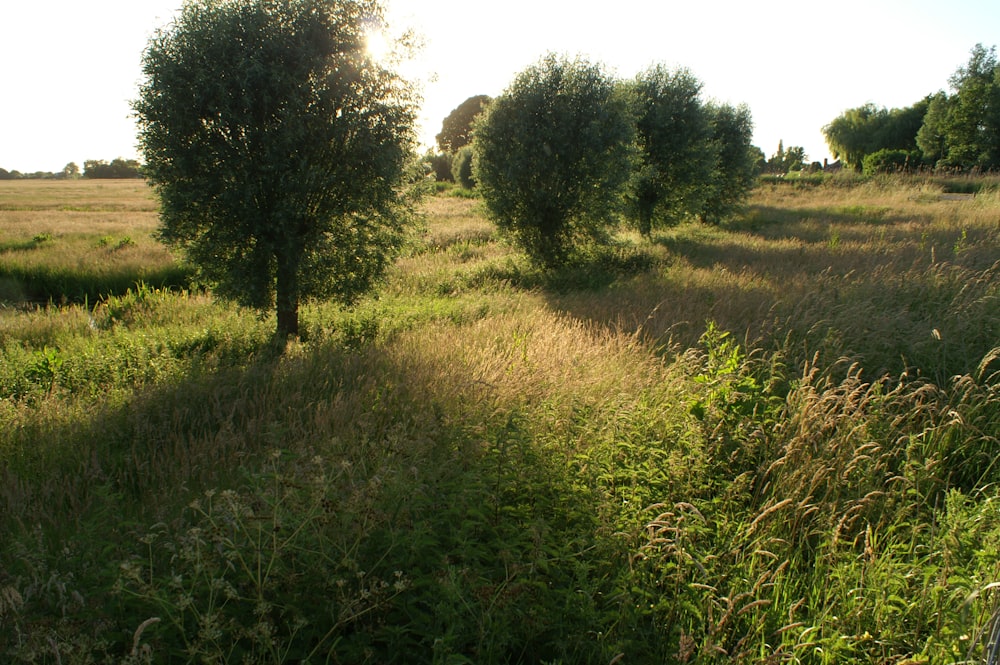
[
  {"left": 629, "top": 65, "right": 713, "bottom": 234},
  {"left": 0, "top": 168, "right": 12, "bottom": 180},
  {"left": 700, "top": 102, "right": 756, "bottom": 224},
  {"left": 134, "top": 0, "right": 418, "bottom": 339},
  {"left": 423, "top": 151, "right": 453, "bottom": 182},
  {"left": 763, "top": 140, "right": 785, "bottom": 174},
  {"left": 824, "top": 100, "right": 929, "bottom": 170},
  {"left": 916, "top": 92, "right": 951, "bottom": 165},
  {"left": 436, "top": 94, "right": 491, "bottom": 153},
  {"left": 823, "top": 105, "right": 882, "bottom": 170},
  {"left": 473, "top": 53, "right": 635, "bottom": 267},
  {"left": 764, "top": 140, "right": 806, "bottom": 173},
  {"left": 784, "top": 145, "right": 807, "bottom": 172},
  {"left": 83, "top": 158, "right": 142, "bottom": 179},
  {"left": 451, "top": 146, "right": 475, "bottom": 189},
  {"left": 61, "top": 162, "right": 80, "bottom": 179}
]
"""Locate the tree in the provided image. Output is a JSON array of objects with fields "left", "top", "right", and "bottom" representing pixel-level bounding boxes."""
[
  {"left": 923, "top": 44, "right": 1000, "bottom": 169},
  {"left": 824, "top": 100, "right": 929, "bottom": 171},
  {"left": 916, "top": 92, "right": 951, "bottom": 165},
  {"left": 134, "top": 0, "right": 417, "bottom": 339},
  {"left": 764, "top": 140, "right": 806, "bottom": 173},
  {"left": 700, "top": 103, "right": 756, "bottom": 224},
  {"left": 473, "top": 53, "right": 635, "bottom": 267},
  {"left": 83, "top": 158, "right": 142, "bottom": 179},
  {"left": 436, "top": 94, "right": 491, "bottom": 153},
  {"left": 629, "top": 65, "right": 713, "bottom": 234}
]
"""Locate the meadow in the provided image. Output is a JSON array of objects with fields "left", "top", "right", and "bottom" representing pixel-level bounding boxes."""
[{"left": 1, "top": 176, "right": 999, "bottom": 664}]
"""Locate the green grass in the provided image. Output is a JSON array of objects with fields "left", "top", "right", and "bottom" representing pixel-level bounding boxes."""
[{"left": 1, "top": 178, "right": 999, "bottom": 663}]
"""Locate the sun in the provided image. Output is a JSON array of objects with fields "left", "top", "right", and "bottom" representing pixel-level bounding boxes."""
[{"left": 364, "top": 30, "right": 392, "bottom": 61}]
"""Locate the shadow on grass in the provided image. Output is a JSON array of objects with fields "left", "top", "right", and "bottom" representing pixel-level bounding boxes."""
[
  {"left": 0, "top": 262, "right": 195, "bottom": 306},
  {"left": 0, "top": 331, "right": 616, "bottom": 663},
  {"left": 536, "top": 206, "right": 999, "bottom": 381}
]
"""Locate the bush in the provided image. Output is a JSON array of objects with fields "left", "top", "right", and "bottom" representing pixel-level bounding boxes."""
[
  {"left": 424, "top": 152, "right": 454, "bottom": 182},
  {"left": 863, "top": 148, "right": 920, "bottom": 175},
  {"left": 451, "top": 146, "right": 475, "bottom": 189}
]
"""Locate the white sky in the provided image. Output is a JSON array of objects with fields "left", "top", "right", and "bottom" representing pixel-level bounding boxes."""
[{"left": 2, "top": 0, "right": 999, "bottom": 173}]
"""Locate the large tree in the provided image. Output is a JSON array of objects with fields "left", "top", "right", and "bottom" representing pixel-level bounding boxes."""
[
  {"left": 436, "top": 94, "right": 491, "bottom": 153},
  {"left": 922, "top": 44, "right": 1000, "bottom": 169},
  {"left": 134, "top": 0, "right": 417, "bottom": 339},
  {"left": 473, "top": 54, "right": 635, "bottom": 267}
]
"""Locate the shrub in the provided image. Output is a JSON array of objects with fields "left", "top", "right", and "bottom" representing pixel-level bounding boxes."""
[
  {"left": 863, "top": 148, "right": 920, "bottom": 175},
  {"left": 451, "top": 146, "right": 475, "bottom": 189}
]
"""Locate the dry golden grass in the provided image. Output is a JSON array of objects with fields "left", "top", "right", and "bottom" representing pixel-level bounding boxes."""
[
  {"left": 0, "top": 180, "right": 182, "bottom": 303},
  {"left": 0, "top": 178, "right": 156, "bottom": 212}
]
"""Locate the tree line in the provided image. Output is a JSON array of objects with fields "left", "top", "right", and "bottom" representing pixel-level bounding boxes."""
[
  {"left": 823, "top": 44, "right": 1000, "bottom": 174},
  {"left": 0, "top": 158, "right": 143, "bottom": 180},
  {"left": 132, "top": 0, "right": 760, "bottom": 341},
  {"left": 473, "top": 55, "right": 757, "bottom": 266}
]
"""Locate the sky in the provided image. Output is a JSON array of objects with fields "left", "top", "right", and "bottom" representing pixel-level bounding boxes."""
[{"left": 3, "top": 0, "right": 1000, "bottom": 174}]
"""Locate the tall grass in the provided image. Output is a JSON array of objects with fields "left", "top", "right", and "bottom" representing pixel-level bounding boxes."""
[{"left": 1, "top": 177, "right": 999, "bottom": 663}]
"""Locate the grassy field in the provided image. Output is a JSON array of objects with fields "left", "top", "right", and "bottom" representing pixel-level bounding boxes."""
[{"left": 1, "top": 176, "right": 999, "bottom": 664}]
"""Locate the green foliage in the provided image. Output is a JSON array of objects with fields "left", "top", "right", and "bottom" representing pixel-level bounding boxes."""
[
  {"left": 423, "top": 151, "right": 454, "bottom": 182},
  {"left": 916, "top": 91, "right": 951, "bottom": 165},
  {"left": 920, "top": 44, "right": 1000, "bottom": 170},
  {"left": 436, "top": 94, "right": 491, "bottom": 153},
  {"left": 823, "top": 101, "right": 929, "bottom": 171},
  {"left": 700, "top": 103, "right": 757, "bottom": 224},
  {"left": 764, "top": 139, "right": 807, "bottom": 174},
  {"left": 627, "top": 68, "right": 756, "bottom": 230},
  {"left": 473, "top": 53, "right": 636, "bottom": 267},
  {"left": 451, "top": 146, "right": 475, "bottom": 189},
  {"left": 82, "top": 158, "right": 143, "bottom": 179},
  {"left": 629, "top": 65, "right": 713, "bottom": 234},
  {"left": 134, "top": 0, "right": 419, "bottom": 339},
  {"left": 117, "top": 454, "right": 413, "bottom": 663},
  {"left": 862, "top": 148, "right": 920, "bottom": 175}
]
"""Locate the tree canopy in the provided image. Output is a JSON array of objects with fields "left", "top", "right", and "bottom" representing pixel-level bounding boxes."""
[
  {"left": 436, "top": 94, "right": 491, "bottom": 153},
  {"left": 823, "top": 102, "right": 928, "bottom": 171},
  {"left": 473, "top": 54, "right": 635, "bottom": 267},
  {"left": 628, "top": 66, "right": 756, "bottom": 232},
  {"left": 918, "top": 44, "right": 1000, "bottom": 170},
  {"left": 83, "top": 158, "right": 142, "bottom": 179},
  {"left": 134, "top": 0, "right": 418, "bottom": 339},
  {"left": 629, "top": 65, "right": 712, "bottom": 234}
]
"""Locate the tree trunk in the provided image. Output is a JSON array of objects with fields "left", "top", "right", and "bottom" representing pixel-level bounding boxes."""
[{"left": 275, "top": 254, "right": 300, "bottom": 340}]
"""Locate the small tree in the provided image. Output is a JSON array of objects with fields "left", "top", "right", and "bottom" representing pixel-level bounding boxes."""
[
  {"left": 473, "top": 53, "right": 635, "bottom": 267},
  {"left": 134, "top": 0, "right": 417, "bottom": 339},
  {"left": 700, "top": 103, "right": 756, "bottom": 224},
  {"left": 629, "top": 65, "right": 713, "bottom": 235}
]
